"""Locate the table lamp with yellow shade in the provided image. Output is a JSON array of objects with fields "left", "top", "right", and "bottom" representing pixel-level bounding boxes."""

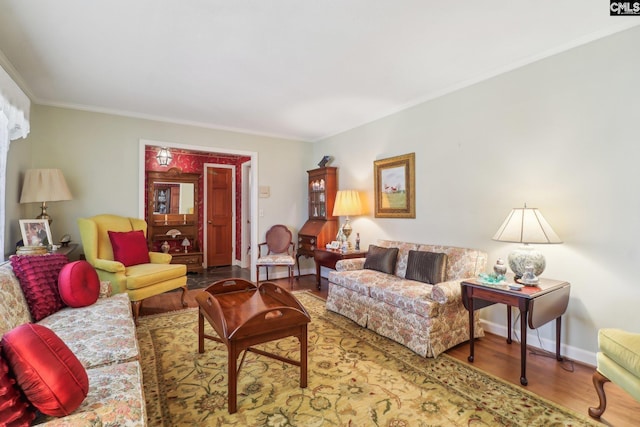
[{"left": 332, "top": 190, "right": 363, "bottom": 250}]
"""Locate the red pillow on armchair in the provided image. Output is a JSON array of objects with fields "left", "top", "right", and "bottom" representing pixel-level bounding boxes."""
[{"left": 108, "top": 230, "right": 151, "bottom": 267}]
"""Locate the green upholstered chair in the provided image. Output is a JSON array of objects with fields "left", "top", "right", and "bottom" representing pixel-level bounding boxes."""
[
  {"left": 78, "top": 214, "right": 187, "bottom": 322},
  {"left": 589, "top": 328, "right": 640, "bottom": 419}
]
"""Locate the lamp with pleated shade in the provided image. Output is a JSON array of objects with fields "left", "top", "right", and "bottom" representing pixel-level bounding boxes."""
[
  {"left": 20, "top": 169, "right": 72, "bottom": 224},
  {"left": 492, "top": 204, "right": 562, "bottom": 284},
  {"left": 332, "top": 190, "right": 363, "bottom": 249}
]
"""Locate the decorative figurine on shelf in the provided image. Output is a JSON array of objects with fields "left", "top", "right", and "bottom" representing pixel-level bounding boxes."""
[
  {"left": 181, "top": 237, "right": 191, "bottom": 253},
  {"left": 493, "top": 258, "right": 507, "bottom": 276},
  {"left": 318, "top": 155, "right": 332, "bottom": 168},
  {"left": 161, "top": 241, "right": 170, "bottom": 254},
  {"left": 355, "top": 233, "right": 360, "bottom": 251}
]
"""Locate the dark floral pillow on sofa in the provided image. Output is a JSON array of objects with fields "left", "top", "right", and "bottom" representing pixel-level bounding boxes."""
[
  {"left": 363, "top": 245, "right": 399, "bottom": 275},
  {"left": 404, "top": 250, "right": 447, "bottom": 284}
]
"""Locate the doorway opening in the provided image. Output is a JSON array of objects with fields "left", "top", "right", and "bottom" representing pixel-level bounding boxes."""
[{"left": 138, "top": 139, "right": 258, "bottom": 281}]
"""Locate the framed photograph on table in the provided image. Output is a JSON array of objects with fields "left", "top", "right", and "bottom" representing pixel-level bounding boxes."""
[
  {"left": 374, "top": 152, "right": 415, "bottom": 218},
  {"left": 19, "top": 219, "right": 53, "bottom": 247}
]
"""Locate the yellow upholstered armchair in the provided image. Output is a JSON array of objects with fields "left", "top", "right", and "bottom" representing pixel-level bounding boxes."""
[
  {"left": 78, "top": 214, "right": 187, "bottom": 322},
  {"left": 589, "top": 328, "right": 640, "bottom": 419}
]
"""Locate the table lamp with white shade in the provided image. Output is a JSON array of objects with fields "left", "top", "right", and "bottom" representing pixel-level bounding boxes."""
[
  {"left": 492, "top": 204, "right": 562, "bottom": 284},
  {"left": 19, "top": 169, "right": 72, "bottom": 224},
  {"left": 332, "top": 190, "right": 363, "bottom": 250}
]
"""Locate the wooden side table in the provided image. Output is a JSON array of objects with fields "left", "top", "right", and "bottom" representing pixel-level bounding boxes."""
[
  {"left": 461, "top": 276, "right": 570, "bottom": 386},
  {"left": 52, "top": 243, "right": 78, "bottom": 257},
  {"left": 313, "top": 248, "right": 367, "bottom": 289}
]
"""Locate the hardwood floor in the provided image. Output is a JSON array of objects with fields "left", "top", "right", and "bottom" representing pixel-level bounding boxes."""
[{"left": 140, "top": 273, "right": 638, "bottom": 426}]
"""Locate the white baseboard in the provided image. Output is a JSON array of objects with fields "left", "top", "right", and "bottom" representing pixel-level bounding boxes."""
[{"left": 480, "top": 320, "right": 596, "bottom": 367}]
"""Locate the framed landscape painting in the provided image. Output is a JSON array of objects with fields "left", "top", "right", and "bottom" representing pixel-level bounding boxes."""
[
  {"left": 19, "top": 219, "right": 53, "bottom": 247},
  {"left": 374, "top": 152, "right": 415, "bottom": 218}
]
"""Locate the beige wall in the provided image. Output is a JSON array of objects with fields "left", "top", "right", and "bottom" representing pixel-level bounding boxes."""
[
  {"left": 6, "top": 106, "right": 312, "bottom": 271},
  {"left": 314, "top": 26, "right": 640, "bottom": 364}
]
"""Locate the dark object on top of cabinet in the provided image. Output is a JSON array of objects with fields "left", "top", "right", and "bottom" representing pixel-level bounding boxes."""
[{"left": 318, "top": 155, "right": 332, "bottom": 168}]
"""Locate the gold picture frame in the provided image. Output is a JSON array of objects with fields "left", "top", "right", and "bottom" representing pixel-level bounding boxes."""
[
  {"left": 374, "top": 153, "right": 416, "bottom": 218},
  {"left": 19, "top": 219, "right": 53, "bottom": 247}
]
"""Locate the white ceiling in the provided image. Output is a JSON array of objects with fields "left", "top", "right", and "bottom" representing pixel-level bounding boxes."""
[{"left": 0, "top": 1, "right": 637, "bottom": 142}]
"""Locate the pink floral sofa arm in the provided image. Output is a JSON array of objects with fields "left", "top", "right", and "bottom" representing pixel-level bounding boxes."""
[
  {"left": 336, "top": 258, "right": 366, "bottom": 271},
  {"left": 430, "top": 279, "right": 463, "bottom": 304}
]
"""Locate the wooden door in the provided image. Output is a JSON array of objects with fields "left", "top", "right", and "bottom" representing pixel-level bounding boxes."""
[{"left": 207, "top": 167, "right": 233, "bottom": 266}]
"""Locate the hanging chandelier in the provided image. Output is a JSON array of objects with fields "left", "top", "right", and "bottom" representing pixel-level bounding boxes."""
[{"left": 156, "top": 147, "right": 173, "bottom": 166}]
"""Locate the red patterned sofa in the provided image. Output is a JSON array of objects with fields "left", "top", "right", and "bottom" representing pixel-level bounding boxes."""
[
  {"left": 326, "top": 240, "right": 487, "bottom": 357},
  {"left": 0, "top": 258, "right": 146, "bottom": 426}
]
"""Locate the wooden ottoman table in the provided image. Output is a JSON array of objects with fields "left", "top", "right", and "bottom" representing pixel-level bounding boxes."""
[{"left": 195, "top": 278, "right": 311, "bottom": 413}]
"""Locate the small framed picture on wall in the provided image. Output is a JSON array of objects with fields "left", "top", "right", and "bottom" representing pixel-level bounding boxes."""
[{"left": 19, "top": 219, "right": 53, "bottom": 247}]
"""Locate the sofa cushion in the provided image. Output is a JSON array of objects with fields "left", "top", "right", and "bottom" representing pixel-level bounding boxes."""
[
  {"left": 0, "top": 352, "right": 35, "bottom": 426},
  {"left": 38, "top": 293, "right": 138, "bottom": 369},
  {"left": 125, "top": 262, "right": 187, "bottom": 290},
  {"left": 368, "top": 279, "right": 440, "bottom": 318},
  {"left": 1, "top": 324, "right": 88, "bottom": 417},
  {"left": 36, "top": 361, "right": 146, "bottom": 426},
  {"left": 329, "top": 269, "right": 398, "bottom": 297},
  {"left": 58, "top": 261, "right": 100, "bottom": 308},
  {"left": 364, "top": 245, "right": 399, "bottom": 274},
  {"left": 405, "top": 250, "right": 448, "bottom": 284},
  {"left": 9, "top": 254, "right": 68, "bottom": 321},
  {"left": 108, "top": 230, "right": 150, "bottom": 267}
]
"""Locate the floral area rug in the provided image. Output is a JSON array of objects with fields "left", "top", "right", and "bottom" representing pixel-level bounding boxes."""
[{"left": 136, "top": 291, "right": 598, "bottom": 426}]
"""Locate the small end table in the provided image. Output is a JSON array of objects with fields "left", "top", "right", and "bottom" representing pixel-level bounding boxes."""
[
  {"left": 313, "top": 248, "right": 367, "bottom": 289},
  {"left": 461, "top": 275, "right": 570, "bottom": 386}
]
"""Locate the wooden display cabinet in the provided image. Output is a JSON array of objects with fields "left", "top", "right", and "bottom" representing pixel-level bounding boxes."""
[
  {"left": 297, "top": 167, "right": 338, "bottom": 273},
  {"left": 147, "top": 168, "right": 203, "bottom": 273}
]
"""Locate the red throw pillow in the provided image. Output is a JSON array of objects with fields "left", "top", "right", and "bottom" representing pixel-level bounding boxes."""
[
  {"left": 108, "top": 230, "right": 151, "bottom": 267},
  {"left": 1, "top": 324, "right": 88, "bottom": 417},
  {"left": 58, "top": 261, "right": 100, "bottom": 308},
  {"left": 10, "top": 254, "right": 68, "bottom": 321},
  {"left": 0, "top": 351, "right": 35, "bottom": 426}
]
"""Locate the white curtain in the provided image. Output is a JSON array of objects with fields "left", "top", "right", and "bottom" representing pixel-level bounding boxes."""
[{"left": 0, "top": 65, "right": 31, "bottom": 259}]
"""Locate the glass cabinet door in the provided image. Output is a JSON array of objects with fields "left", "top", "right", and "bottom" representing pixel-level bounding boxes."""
[{"left": 309, "top": 179, "right": 327, "bottom": 218}]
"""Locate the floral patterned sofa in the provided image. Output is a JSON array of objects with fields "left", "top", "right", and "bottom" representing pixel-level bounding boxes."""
[
  {"left": 0, "top": 259, "right": 146, "bottom": 426},
  {"left": 326, "top": 240, "right": 487, "bottom": 358}
]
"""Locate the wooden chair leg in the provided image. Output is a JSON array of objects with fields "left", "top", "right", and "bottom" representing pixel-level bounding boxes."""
[
  {"left": 131, "top": 300, "right": 142, "bottom": 325},
  {"left": 588, "top": 370, "right": 610, "bottom": 419},
  {"left": 180, "top": 286, "right": 188, "bottom": 307},
  {"left": 288, "top": 266, "right": 293, "bottom": 288},
  {"left": 256, "top": 266, "right": 260, "bottom": 285}
]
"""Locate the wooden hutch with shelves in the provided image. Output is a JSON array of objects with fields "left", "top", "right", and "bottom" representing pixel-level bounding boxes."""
[
  {"left": 146, "top": 168, "right": 203, "bottom": 273},
  {"left": 296, "top": 167, "right": 338, "bottom": 272}
]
